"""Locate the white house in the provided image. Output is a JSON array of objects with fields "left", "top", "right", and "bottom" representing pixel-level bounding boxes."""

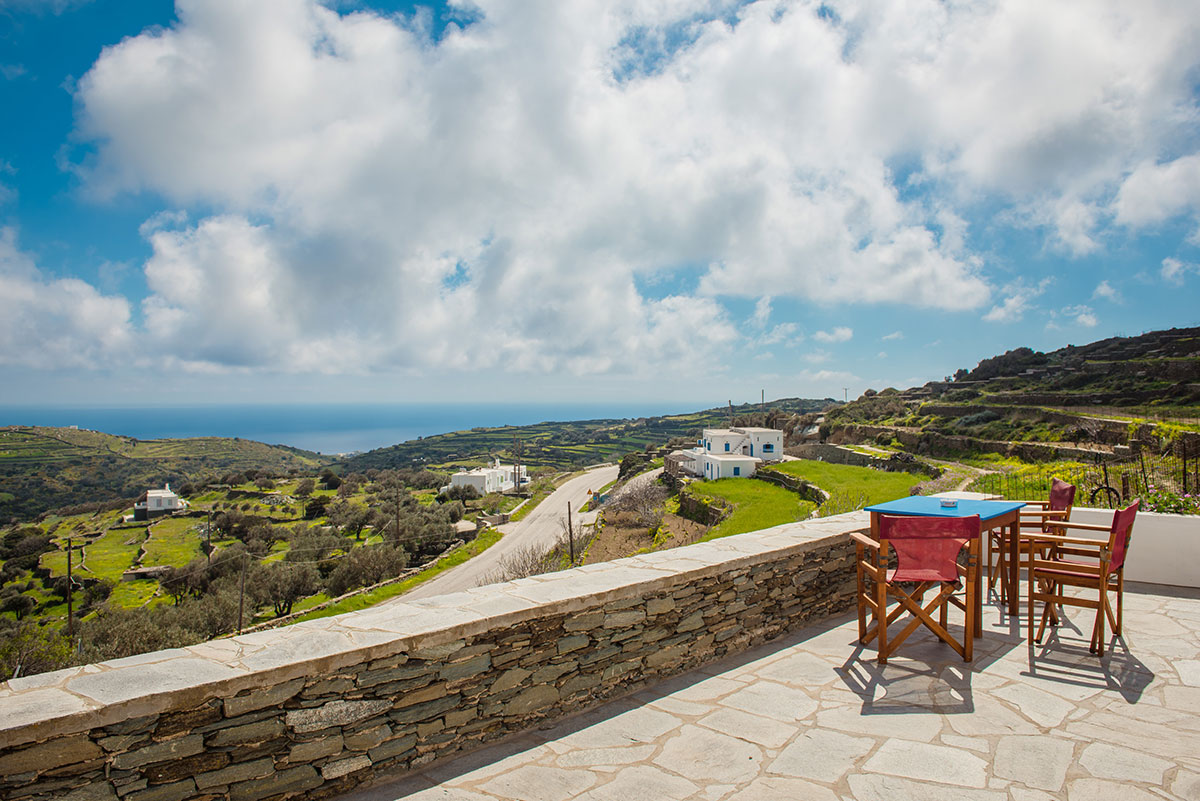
[
  {"left": 667, "top": 427, "right": 784, "bottom": 480},
  {"left": 445, "top": 458, "right": 528, "bottom": 496},
  {"left": 133, "top": 483, "right": 189, "bottom": 521}
]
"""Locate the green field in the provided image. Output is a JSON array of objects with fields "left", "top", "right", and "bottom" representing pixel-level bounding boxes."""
[
  {"left": 764, "top": 460, "right": 925, "bottom": 507},
  {"left": 692, "top": 479, "right": 817, "bottom": 540},
  {"left": 81, "top": 527, "right": 147, "bottom": 581},
  {"left": 142, "top": 518, "right": 204, "bottom": 566}
]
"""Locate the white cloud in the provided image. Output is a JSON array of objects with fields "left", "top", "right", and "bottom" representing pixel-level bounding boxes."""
[
  {"left": 1064, "top": 304, "right": 1098, "bottom": 327},
  {"left": 802, "top": 350, "right": 831, "bottom": 364},
  {"left": 0, "top": 227, "right": 133, "bottom": 368},
  {"left": 1161, "top": 257, "right": 1200, "bottom": 285},
  {"left": 813, "top": 326, "right": 853, "bottom": 343},
  {"left": 1092, "top": 280, "right": 1117, "bottom": 302},
  {"left": 1114, "top": 155, "right": 1200, "bottom": 229},
  {"left": 984, "top": 278, "right": 1050, "bottom": 323},
  {"left": 882, "top": 330, "right": 903, "bottom": 341},
  {"left": 47, "top": 0, "right": 1200, "bottom": 376}
]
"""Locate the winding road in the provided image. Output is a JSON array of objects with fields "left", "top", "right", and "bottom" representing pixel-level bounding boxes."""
[{"left": 398, "top": 464, "right": 619, "bottom": 600}]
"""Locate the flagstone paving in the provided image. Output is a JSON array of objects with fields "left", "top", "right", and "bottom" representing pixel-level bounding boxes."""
[{"left": 343, "top": 583, "right": 1200, "bottom": 801}]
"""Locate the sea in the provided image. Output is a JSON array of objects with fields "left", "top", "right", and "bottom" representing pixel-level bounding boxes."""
[{"left": 0, "top": 402, "right": 698, "bottom": 456}]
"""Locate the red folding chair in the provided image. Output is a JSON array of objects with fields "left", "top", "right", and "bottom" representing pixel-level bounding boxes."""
[
  {"left": 1026, "top": 501, "right": 1138, "bottom": 657},
  {"left": 852, "top": 515, "right": 981, "bottom": 664},
  {"left": 989, "top": 478, "right": 1076, "bottom": 603}
]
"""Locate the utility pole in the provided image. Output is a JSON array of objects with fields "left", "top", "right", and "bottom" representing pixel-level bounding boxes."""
[
  {"left": 728, "top": 400, "right": 734, "bottom": 426},
  {"left": 761, "top": 389, "right": 765, "bottom": 408},
  {"left": 66, "top": 537, "right": 74, "bottom": 640},
  {"left": 206, "top": 508, "right": 212, "bottom": 566},
  {"left": 567, "top": 502, "right": 575, "bottom": 564},
  {"left": 396, "top": 486, "right": 403, "bottom": 547},
  {"left": 843, "top": 387, "right": 848, "bottom": 403},
  {"left": 237, "top": 554, "right": 247, "bottom": 634}
]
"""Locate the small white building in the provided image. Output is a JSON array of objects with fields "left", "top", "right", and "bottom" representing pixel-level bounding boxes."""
[
  {"left": 133, "top": 483, "right": 189, "bottom": 521},
  {"left": 445, "top": 458, "right": 528, "bottom": 496},
  {"left": 667, "top": 427, "right": 784, "bottom": 481}
]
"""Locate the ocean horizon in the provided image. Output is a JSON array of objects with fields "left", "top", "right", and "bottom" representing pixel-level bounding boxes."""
[{"left": 0, "top": 402, "right": 704, "bottom": 455}]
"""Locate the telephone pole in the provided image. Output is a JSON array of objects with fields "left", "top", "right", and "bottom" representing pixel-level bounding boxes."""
[
  {"left": 66, "top": 537, "right": 74, "bottom": 640},
  {"left": 567, "top": 502, "right": 575, "bottom": 564},
  {"left": 237, "top": 554, "right": 247, "bottom": 634}
]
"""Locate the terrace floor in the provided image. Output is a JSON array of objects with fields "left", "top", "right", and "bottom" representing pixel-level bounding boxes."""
[{"left": 343, "top": 581, "right": 1200, "bottom": 801}]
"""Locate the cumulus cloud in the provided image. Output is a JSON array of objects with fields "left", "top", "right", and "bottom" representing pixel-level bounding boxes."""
[
  {"left": 984, "top": 278, "right": 1050, "bottom": 323},
  {"left": 882, "top": 331, "right": 903, "bottom": 341},
  {"left": 1162, "top": 257, "right": 1200, "bottom": 285},
  {"left": 813, "top": 326, "right": 853, "bottom": 343},
  {"left": 1092, "top": 280, "right": 1117, "bottom": 302},
  {"left": 48, "top": 0, "right": 1200, "bottom": 375},
  {"left": 0, "top": 227, "right": 133, "bottom": 367}
]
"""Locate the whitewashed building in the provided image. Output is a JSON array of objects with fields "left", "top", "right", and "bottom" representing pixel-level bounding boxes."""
[
  {"left": 445, "top": 459, "right": 528, "bottom": 496},
  {"left": 133, "top": 483, "right": 189, "bottom": 521},
  {"left": 666, "top": 427, "right": 784, "bottom": 480}
]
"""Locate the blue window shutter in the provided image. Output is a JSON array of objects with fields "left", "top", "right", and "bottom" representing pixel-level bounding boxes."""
[
  {"left": 724, "top": 442, "right": 730, "bottom": 451},
  {"left": 734, "top": 466, "right": 740, "bottom": 476}
]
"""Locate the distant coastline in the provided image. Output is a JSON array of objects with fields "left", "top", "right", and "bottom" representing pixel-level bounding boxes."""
[{"left": 0, "top": 402, "right": 700, "bottom": 455}]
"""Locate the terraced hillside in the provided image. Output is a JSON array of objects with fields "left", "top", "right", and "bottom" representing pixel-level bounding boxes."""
[
  {"left": 0, "top": 426, "right": 329, "bottom": 520},
  {"left": 340, "top": 398, "right": 833, "bottom": 473}
]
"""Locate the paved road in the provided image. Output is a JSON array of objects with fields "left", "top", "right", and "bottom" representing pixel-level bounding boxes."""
[{"left": 399, "top": 464, "right": 619, "bottom": 600}]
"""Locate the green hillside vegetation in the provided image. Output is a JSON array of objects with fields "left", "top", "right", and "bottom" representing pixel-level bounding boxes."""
[
  {"left": 340, "top": 398, "right": 832, "bottom": 474},
  {"left": 763, "top": 460, "right": 926, "bottom": 508},
  {"left": 691, "top": 479, "right": 817, "bottom": 540},
  {"left": 0, "top": 426, "right": 331, "bottom": 521},
  {"left": 0, "top": 465, "right": 517, "bottom": 678}
]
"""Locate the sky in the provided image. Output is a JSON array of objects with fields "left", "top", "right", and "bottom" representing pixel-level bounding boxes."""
[{"left": 0, "top": 0, "right": 1198, "bottom": 410}]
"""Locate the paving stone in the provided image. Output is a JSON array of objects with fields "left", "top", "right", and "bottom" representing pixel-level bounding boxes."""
[
  {"left": 815, "top": 704, "right": 942, "bottom": 742},
  {"left": 573, "top": 765, "right": 698, "bottom": 801},
  {"left": 477, "top": 765, "right": 596, "bottom": 801},
  {"left": 847, "top": 774, "right": 1006, "bottom": 801},
  {"left": 769, "top": 727, "right": 874, "bottom": 782},
  {"left": 652, "top": 725, "right": 762, "bottom": 784},
  {"left": 719, "top": 680, "right": 817, "bottom": 722},
  {"left": 1065, "top": 778, "right": 1161, "bottom": 801},
  {"left": 1172, "top": 769, "right": 1200, "bottom": 801},
  {"left": 552, "top": 706, "right": 682, "bottom": 750},
  {"left": 1078, "top": 742, "right": 1172, "bottom": 783},
  {"left": 864, "top": 738, "right": 989, "bottom": 788},
  {"left": 993, "top": 735, "right": 1074, "bottom": 792},
  {"left": 553, "top": 744, "right": 657, "bottom": 768},
  {"left": 993, "top": 683, "right": 1077, "bottom": 728},
  {"left": 724, "top": 776, "right": 840, "bottom": 801},
  {"left": 696, "top": 707, "right": 796, "bottom": 748}
]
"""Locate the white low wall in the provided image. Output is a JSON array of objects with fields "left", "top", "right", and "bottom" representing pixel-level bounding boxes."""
[{"left": 1067, "top": 507, "right": 1199, "bottom": 588}]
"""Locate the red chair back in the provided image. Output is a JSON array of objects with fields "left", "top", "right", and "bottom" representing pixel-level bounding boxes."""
[
  {"left": 1049, "top": 478, "right": 1076, "bottom": 513},
  {"left": 1108, "top": 500, "right": 1139, "bottom": 570},
  {"left": 879, "top": 515, "right": 980, "bottom": 582}
]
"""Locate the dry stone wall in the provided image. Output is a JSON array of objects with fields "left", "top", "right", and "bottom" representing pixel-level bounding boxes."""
[{"left": 0, "top": 514, "right": 863, "bottom": 801}]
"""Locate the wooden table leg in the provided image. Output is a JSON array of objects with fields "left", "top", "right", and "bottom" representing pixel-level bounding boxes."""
[{"left": 1008, "top": 516, "right": 1020, "bottom": 617}]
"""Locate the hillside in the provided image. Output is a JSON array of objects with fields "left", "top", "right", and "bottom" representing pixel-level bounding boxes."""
[
  {"left": 0, "top": 426, "right": 330, "bottom": 521},
  {"left": 339, "top": 398, "right": 835, "bottom": 473}
]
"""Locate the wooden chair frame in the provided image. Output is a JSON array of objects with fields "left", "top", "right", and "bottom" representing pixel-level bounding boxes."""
[
  {"left": 851, "top": 521, "right": 980, "bottom": 664},
  {"left": 1023, "top": 503, "right": 1137, "bottom": 657},
  {"left": 987, "top": 480, "right": 1075, "bottom": 604}
]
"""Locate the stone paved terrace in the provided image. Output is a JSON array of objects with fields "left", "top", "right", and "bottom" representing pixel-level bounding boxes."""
[{"left": 345, "top": 582, "right": 1200, "bottom": 801}]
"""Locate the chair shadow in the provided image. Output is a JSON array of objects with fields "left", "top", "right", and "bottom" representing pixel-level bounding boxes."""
[{"left": 1023, "top": 612, "right": 1154, "bottom": 703}]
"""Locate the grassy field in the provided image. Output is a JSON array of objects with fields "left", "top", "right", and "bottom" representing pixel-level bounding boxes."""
[
  {"left": 81, "top": 527, "right": 147, "bottom": 581},
  {"left": 691, "top": 479, "right": 817, "bottom": 541},
  {"left": 293, "top": 526, "right": 506, "bottom": 622},
  {"left": 765, "top": 460, "right": 925, "bottom": 507},
  {"left": 142, "top": 518, "right": 204, "bottom": 566}
]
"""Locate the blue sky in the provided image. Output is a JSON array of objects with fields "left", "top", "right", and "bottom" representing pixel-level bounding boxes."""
[{"left": 1, "top": 0, "right": 1198, "bottom": 410}]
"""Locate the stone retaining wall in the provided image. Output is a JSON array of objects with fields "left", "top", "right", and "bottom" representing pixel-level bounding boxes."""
[{"left": 0, "top": 515, "right": 864, "bottom": 801}]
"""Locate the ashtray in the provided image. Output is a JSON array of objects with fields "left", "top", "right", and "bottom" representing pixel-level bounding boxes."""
[{"left": 939, "top": 499, "right": 959, "bottom": 508}]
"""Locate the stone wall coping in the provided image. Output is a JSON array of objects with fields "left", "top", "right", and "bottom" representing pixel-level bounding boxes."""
[{"left": 0, "top": 511, "right": 868, "bottom": 751}]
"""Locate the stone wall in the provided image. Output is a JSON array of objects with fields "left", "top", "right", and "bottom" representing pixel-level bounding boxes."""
[
  {"left": 783, "top": 443, "right": 942, "bottom": 479},
  {"left": 0, "top": 515, "right": 864, "bottom": 801}
]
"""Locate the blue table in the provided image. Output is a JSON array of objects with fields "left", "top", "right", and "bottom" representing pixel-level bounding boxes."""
[{"left": 864, "top": 497, "right": 1027, "bottom": 625}]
